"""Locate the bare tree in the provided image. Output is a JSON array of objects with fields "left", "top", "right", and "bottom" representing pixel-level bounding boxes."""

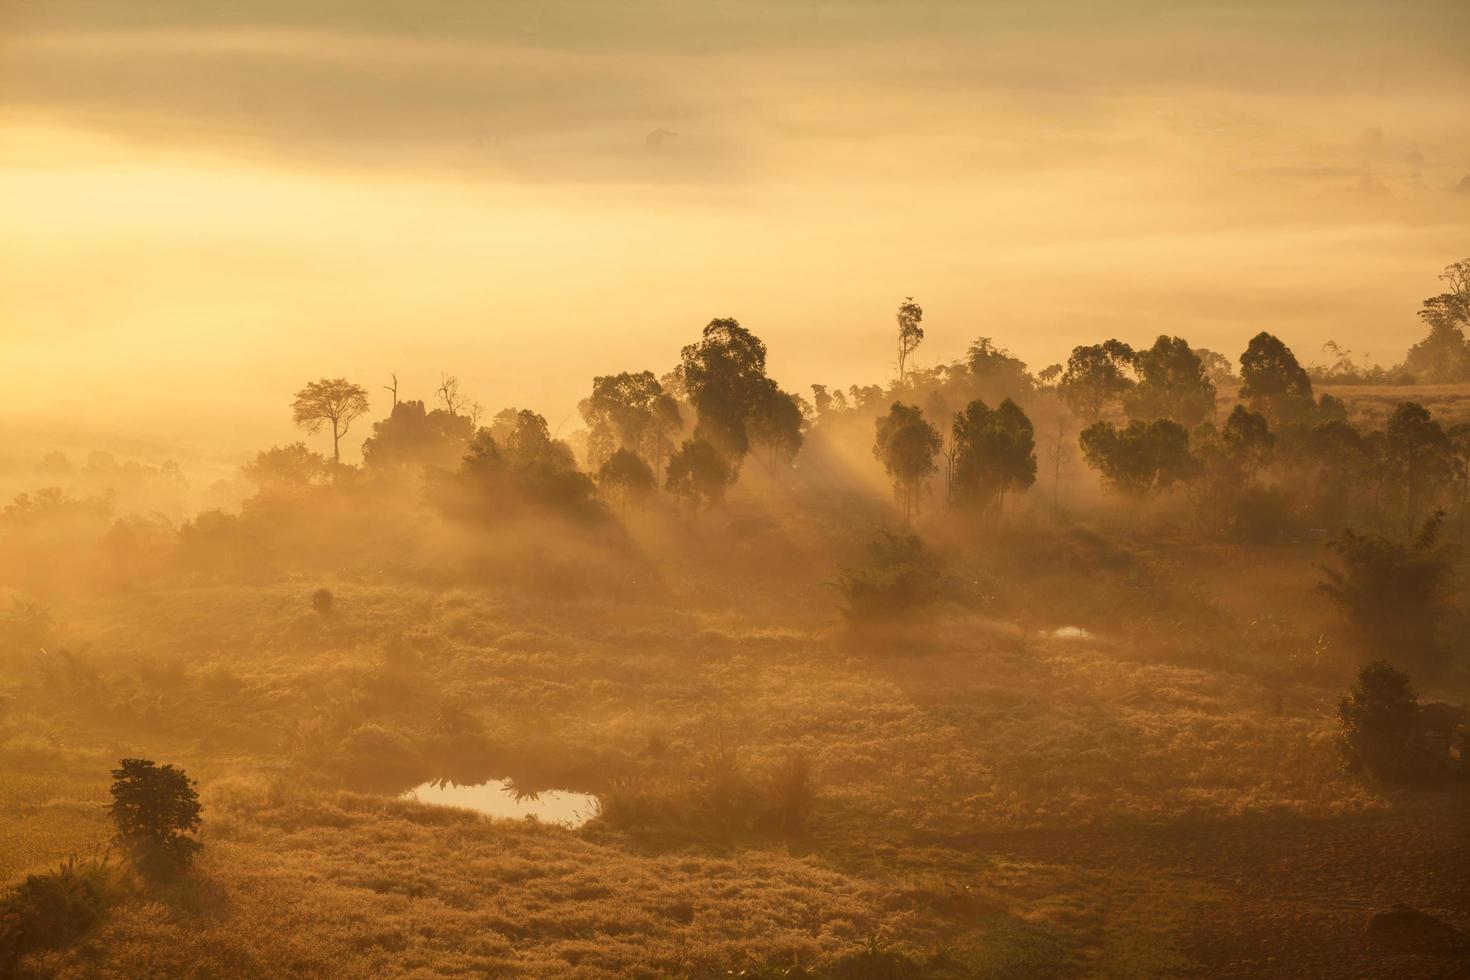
[
  {"left": 291, "top": 378, "right": 370, "bottom": 471},
  {"left": 383, "top": 373, "right": 399, "bottom": 408},
  {"left": 437, "top": 373, "right": 464, "bottom": 416}
]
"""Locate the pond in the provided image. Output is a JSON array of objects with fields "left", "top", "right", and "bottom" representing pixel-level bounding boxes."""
[{"left": 401, "top": 778, "right": 599, "bottom": 827}]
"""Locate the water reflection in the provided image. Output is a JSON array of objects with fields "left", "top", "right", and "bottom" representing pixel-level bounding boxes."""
[{"left": 402, "top": 778, "right": 598, "bottom": 827}]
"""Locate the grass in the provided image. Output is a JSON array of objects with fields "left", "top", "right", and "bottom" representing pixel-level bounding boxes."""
[{"left": 0, "top": 529, "right": 1461, "bottom": 976}]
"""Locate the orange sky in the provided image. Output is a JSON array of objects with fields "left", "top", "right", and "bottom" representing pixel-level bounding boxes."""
[{"left": 2, "top": 1, "right": 1468, "bottom": 473}]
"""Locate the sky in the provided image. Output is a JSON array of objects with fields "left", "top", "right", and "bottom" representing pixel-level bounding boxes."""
[{"left": 2, "top": 0, "right": 1468, "bottom": 470}]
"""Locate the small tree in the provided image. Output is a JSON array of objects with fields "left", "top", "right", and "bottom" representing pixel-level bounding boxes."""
[
  {"left": 291, "top": 378, "right": 370, "bottom": 470},
  {"left": 108, "top": 759, "right": 202, "bottom": 873},
  {"left": 873, "top": 403, "right": 941, "bottom": 524},
  {"left": 1337, "top": 661, "right": 1428, "bottom": 781},
  {"left": 895, "top": 297, "right": 924, "bottom": 383},
  {"left": 665, "top": 438, "right": 734, "bottom": 509},
  {"left": 597, "top": 448, "right": 655, "bottom": 516}
]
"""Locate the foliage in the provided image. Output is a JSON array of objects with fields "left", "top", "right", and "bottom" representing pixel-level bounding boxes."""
[
  {"left": 680, "top": 318, "right": 771, "bottom": 463},
  {"left": 1057, "top": 340, "right": 1135, "bottom": 420},
  {"left": 597, "top": 448, "right": 656, "bottom": 515},
  {"left": 1379, "top": 401, "right": 1454, "bottom": 538},
  {"left": 580, "top": 371, "right": 682, "bottom": 473},
  {"left": 1079, "top": 418, "right": 1195, "bottom": 496},
  {"left": 950, "top": 398, "right": 1037, "bottom": 512},
  {"left": 108, "top": 759, "right": 203, "bottom": 874},
  {"left": 0, "top": 856, "right": 113, "bottom": 969},
  {"left": 291, "top": 378, "right": 371, "bottom": 467},
  {"left": 1336, "top": 661, "right": 1428, "bottom": 781},
  {"left": 834, "top": 531, "right": 944, "bottom": 623},
  {"left": 873, "top": 403, "right": 941, "bottom": 522},
  {"left": 311, "top": 587, "right": 334, "bottom": 614},
  {"left": 748, "top": 379, "right": 806, "bottom": 470},
  {"left": 964, "top": 338, "right": 1034, "bottom": 403},
  {"left": 895, "top": 296, "right": 924, "bottom": 382},
  {"left": 1238, "top": 332, "right": 1314, "bottom": 424},
  {"left": 434, "top": 412, "right": 608, "bottom": 525},
  {"left": 360, "top": 399, "right": 474, "bottom": 473},
  {"left": 665, "top": 439, "right": 735, "bottom": 508},
  {"left": 242, "top": 443, "right": 329, "bottom": 491},
  {"left": 1124, "top": 335, "right": 1216, "bottom": 427},
  {"left": 1318, "top": 513, "right": 1453, "bottom": 671}
]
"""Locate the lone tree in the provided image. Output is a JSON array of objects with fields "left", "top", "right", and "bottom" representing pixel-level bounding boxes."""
[
  {"left": 108, "top": 759, "right": 202, "bottom": 873},
  {"left": 950, "top": 398, "right": 1037, "bottom": 514},
  {"left": 292, "top": 378, "right": 370, "bottom": 469},
  {"left": 1238, "top": 332, "right": 1313, "bottom": 424},
  {"left": 895, "top": 296, "right": 924, "bottom": 383},
  {"left": 873, "top": 403, "right": 941, "bottom": 524}
]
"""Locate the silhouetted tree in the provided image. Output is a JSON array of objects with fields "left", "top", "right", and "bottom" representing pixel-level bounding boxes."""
[
  {"left": 597, "top": 448, "right": 655, "bottom": 517},
  {"left": 360, "top": 399, "right": 474, "bottom": 473},
  {"left": 965, "top": 338, "right": 1034, "bottom": 402},
  {"left": 895, "top": 297, "right": 924, "bottom": 383},
  {"left": 1057, "top": 341, "right": 1135, "bottom": 420},
  {"left": 1124, "top": 336, "right": 1216, "bottom": 427},
  {"left": 1380, "top": 402, "right": 1454, "bottom": 539},
  {"left": 1403, "top": 258, "right": 1470, "bottom": 382},
  {"left": 579, "top": 371, "right": 680, "bottom": 472},
  {"left": 748, "top": 379, "right": 805, "bottom": 470},
  {"left": 1337, "top": 661, "right": 1428, "bottom": 781},
  {"left": 1238, "top": 333, "right": 1313, "bottom": 424},
  {"left": 950, "top": 398, "right": 1037, "bottom": 514},
  {"left": 435, "top": 413, "right": 606, "bottom": 524},
  {"left": 1319, "top": 512, "right": 1452, "bottom": 671},
  {"left": 665, "top": 438, "right": 733, "bottom": 509},
  {"left": 873, "top": 403, "right": 941, "bottom": 524},
  {"left": 108, "top": 759, "right": 202, "bottom": 874},
  {"left": 292, "top": 378, "right": 370, "bottom": 469},
  {"left": 1193, "top": 348, "right": 1236, "bottom": 384},
  {"left": 1079, "top": 418, "right": 1195, "bottom": 496},
  {"left": 680, "top": 318, "right": 770, "bottom": 465}
]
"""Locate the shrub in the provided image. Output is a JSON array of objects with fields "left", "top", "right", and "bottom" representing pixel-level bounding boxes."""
[
  {"left": 1337, "top": 661, "right": 1430, "bottom": 781},
  {"left": 0, "top": 856, "right": 112, "bottom": 968},
  {"left": 835, "top": 531, "right": 943, "bottom": 623},
  {"left": 109, "top": 759, "right": 203, "bottom": 875},
  {"left": 311, "top": 588, "right": 335, "bottom": 615}
]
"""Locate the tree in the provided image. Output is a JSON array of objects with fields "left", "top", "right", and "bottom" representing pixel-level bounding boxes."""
[
  {"left": 747, "top": 379, "right": 805, "bottom": 470},
  {"left": 1319, "top": 512, "right": 1452, "bottom": 671},
  {"left": 435, "top": 373, "right": 465, "bottom": 416},
  {"left": 873, "top": 403, "right": 941, "bottom": 524},
  {"left": 665, "top": 438, "right": 734, "bottom": 509},
  {"left": 579, "top": 371, "right": 678, "bottom": 470},
  {"left": 108, "top": 759, "right": 202, "bottom": 873},
  {"left": 950, "top": 398, "right": 1037, "bottom": 513},
  {"left": 1124, "top": 336, "right": 1216, "bottom": 427},
  {"left": 1337, "top": 662, "right": 1428, "bottom": 781},
  {"left": 1238, "top": 333, "right": 1313, "bottom": 424},
  {"left": 242, "top": 443, "right": 328, "bottom": 491},
  {"left": 291, "top": 379, "right": 370, "bottom": 469},
  {"left": 965, "top": 338, "right": 1034, "bottom": 402},
  {"left": 360, "top": 399, "right": 474, "bottom": 473},
  {"left": 680, "top": 318, "right": 770, "bottom": 464},
  {"left": 1403, "top": 258, "right": 1470, "bottom": 382},
  {"left": 1193, "top": 348, "right": 1236, "bottom": 384},
  {"left": 1057, "top": 341, "right": 1135, "bottom": 420},
  {"left": 1381, "top": 402, "right": 1454, "bottom": 539},
  {"left": 434, "top": 412, "right": 606, "bottom": 525},
  {"left": 597, "top": 448, "right": 655, "bottom": 517},
  {"left": 1079, "top": 418, "right": 1195, "bottom": 496},
  {"left": 834, "top": 530, "right": 944, "bottom": 623},
  {"left": 895, "top": 297, "right": 924, "bottom": 382}
]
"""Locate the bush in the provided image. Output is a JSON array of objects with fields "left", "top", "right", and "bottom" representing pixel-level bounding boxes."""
[
  {"left": 0, "top": 857, "right": 112, "bottom": 969},
  {"left": 835, "top": 531, "right": 944, "bottom": 623},
  {"left": 1337, "top": 661, "right": 1431, "bottom": 782},
  {"left": 109, "top": 759, "right": 203, "bottom": 875},
  {"left": 311, "top": 588, "right": 334, "bottom": 615}
]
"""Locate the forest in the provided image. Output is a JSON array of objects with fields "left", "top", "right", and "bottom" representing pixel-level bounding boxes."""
[{"left": 1, "top": 255, "right": 1467, "bottom": 977}]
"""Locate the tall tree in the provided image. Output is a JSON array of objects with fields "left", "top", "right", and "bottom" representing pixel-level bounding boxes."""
[
  {"left": 680, "top": 318, "right": 770, "bottom": 465},
  {"left": 896, "top": 297, "right": 924, "bottom": 383},
  {"left": 873, "top": 402, "right": 941, "bottom": 524},
  {"left": 291, "top": 379, "right": 370, "bottom": 469},
  {"left": 1238, "top": 332, "right": 1313, "bottom": 424},
  {"left": 579, "top": 371, "right": 683, "bottom": 480},
  {"left": 1380, "top": 402, "right": 1454, "bottom": 539},
  {"left": 597, "top": 448, "right": 656, "bottom": 517},
  {"left": 748, "top": 379, "right": 805, "bottom": 471},
  {"left": 1057, "top": 341, "right": 1135, "bottom": 420},
  {"left": 950, "top": 398, "right": 1037, "bottom": 513},
  {"left": 1124, "top": 336, "right": 1216, "bottom": 427},
  {"left": 665, "top": 438, "right": 734, "bottom": 509}
]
